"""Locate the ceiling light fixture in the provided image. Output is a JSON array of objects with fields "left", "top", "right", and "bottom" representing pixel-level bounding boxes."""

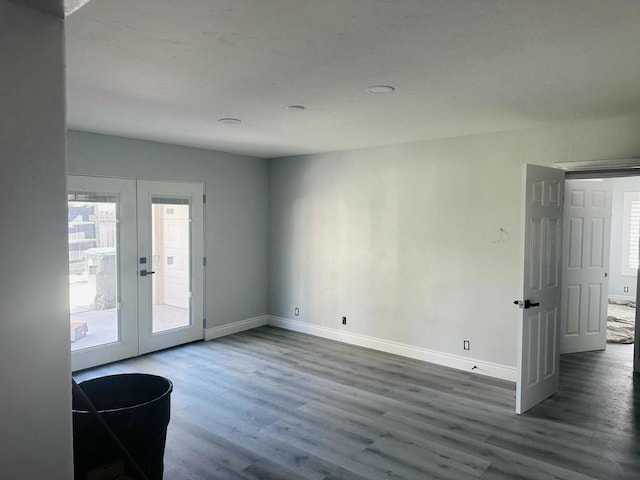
[
  {"left": 366, "top": 85, "right": 396, "bottom": 94},
  {"left": 286, "top": 105, "right": 306, "bottom": 111},
  {"left": 218, "top": 118, "right": 242, "bottom": 124}
]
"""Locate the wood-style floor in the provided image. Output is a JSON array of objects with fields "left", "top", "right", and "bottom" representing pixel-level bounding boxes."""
[{"left": 74, "top": 326, "right": 640, "bottom": 480}]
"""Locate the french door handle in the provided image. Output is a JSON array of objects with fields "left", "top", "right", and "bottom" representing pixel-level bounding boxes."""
[
  {"left": 140, "top": 269, "right": 156, "bottom": 277},
  {"left": 513, "top": 300, "right": 540, "bottom": 309}
]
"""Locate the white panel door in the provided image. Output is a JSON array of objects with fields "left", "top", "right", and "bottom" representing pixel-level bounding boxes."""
[
  {"left": 560, "top": 180, "right": 612, "bottom": 354},
  {"left": 516, "top": 164, "right": 564, "bottom": 415},
  {"left": 137, "top": 180, "right": 205, "bottom": 355}
]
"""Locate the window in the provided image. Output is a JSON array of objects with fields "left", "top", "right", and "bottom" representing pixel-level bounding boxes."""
[{"left": 622, "top": 192, "right": 640, "bottom": 275}]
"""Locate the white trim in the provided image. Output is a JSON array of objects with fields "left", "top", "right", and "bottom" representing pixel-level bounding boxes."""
[
  {"left": 205, "top": 315, "right": 269, "bottom": 341},
  {"left": 554, "top": 157, "right": 640, "bottom": 171},
  {"left": 268, "top": 316, "right": 516, "bottom": 382},
  {"left": 622, "top": 192, "right": 640, "bottom": 276}
]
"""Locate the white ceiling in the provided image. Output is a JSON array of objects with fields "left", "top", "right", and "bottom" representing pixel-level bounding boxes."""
[{"left": 65, "top": 0, "right": 640, "bottom": 159}]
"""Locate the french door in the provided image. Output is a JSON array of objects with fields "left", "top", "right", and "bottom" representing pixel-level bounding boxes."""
[{"left": 68, "top": 176, "right": 204, "bottom": 371}]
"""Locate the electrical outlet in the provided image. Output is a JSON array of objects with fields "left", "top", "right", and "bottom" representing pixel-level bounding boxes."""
[
  {"left": 463, "top": 340, "right": 470, "bottom": 350},
  {"left": 624, "top": 286, "right": 629, "bottom": 293},
  {"left": 342, "top": 316, "right": 347, "bottom": 325},
  {"left": 294, "top": 307, "right": 299, "bottom": 316}
]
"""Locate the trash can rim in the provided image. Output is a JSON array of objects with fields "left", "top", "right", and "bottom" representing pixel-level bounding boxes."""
[{"left": 72, "top": 373, "right": 173, "bottom": 415}]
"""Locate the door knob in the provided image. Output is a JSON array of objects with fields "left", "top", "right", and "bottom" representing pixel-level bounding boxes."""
[
  {"left": 140, "top": 269, "right": 156, "bottom": 277},
  {"left": 513, "top": 300, "right": 540, "bottom": 309}
]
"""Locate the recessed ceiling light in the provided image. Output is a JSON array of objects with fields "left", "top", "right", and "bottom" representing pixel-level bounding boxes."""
[
  {"left": 366, "top": 85, "right": 396, "bottom": 94},
  {"left": 218, "top": 118, "right": 242, "bottom": 124},
  {"left": 286, "top": 105, "right": 306, "bottom": 111}
]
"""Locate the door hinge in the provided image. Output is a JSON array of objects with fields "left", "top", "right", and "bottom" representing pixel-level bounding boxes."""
[
  {"left": 203, "top": 318, "right": 207, "bottom": 328},
  {"left": 203, "top": 257, "right": 207, "bottom": 266},
  {"left": 203, "top": 194, "right": 206, "bottom": 204}
]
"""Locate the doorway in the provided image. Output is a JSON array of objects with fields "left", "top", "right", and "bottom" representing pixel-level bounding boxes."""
[
  {"left": 604, "top": 176, "right": 638, "bottom": 346},
  {"left": 555, "top": 163, "right": 640, "bottom": 378},
  {"left": 517, "top": 165, "right": 639, "bottom": 414},
  {"left": 560, "top": 176, "right": 638, "bottom": 352},
  {"left": 68, "top": 176, "right": 204, "bottom": 371}
]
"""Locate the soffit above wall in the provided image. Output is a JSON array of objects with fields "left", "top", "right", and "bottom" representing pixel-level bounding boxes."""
[
  {"left": 10, "top": 0, "right": 90, "bottom": 17},
  {"left": 557, "top": 158, "right": 640, "bottom": 179}
]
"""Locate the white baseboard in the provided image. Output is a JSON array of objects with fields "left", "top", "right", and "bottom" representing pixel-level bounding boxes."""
[
  {"left": 268, "top": 316, "right": 516, "bottom": 382},
  {"left": 205, "top": 315, "right": 269, "bottom": 341}
]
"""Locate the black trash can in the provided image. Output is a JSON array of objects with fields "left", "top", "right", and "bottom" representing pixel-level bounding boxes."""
[{"left": 72, "top": 373, "right": 173, "bottom": 480}]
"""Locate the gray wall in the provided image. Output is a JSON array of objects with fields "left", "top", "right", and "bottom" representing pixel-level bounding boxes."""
[
  {"left": 269, "top": 115, "right": 640, "bottom": 369},
  {"left": 608, "top": 176, "right": 640, "bottom": 301},
  {"left": 67, "top": 130, "right": 269, "bottom": 327},
  {"left": 0, "top": 2, "right": 72, "bottom": 478}
]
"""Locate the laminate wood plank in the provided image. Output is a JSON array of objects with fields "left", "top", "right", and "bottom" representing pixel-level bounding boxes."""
[
  {"left": 72, "top": 327, "right": 639, "bottom": 480},
  {"left": 265, "top": 346, "right": 514, "bottom": 413},
  {"left": 220, "top": 331, "right": 507, "bottom": 417},
  {"left": 164, "top": 457, "right": 248, "bottom": 480},
  {"left": 251, "top": 367, "right": 389, "bottom": 417},
  {"left": 299, "top": 400, "right": 491, "bottom": 478},
  {"left": 353, "top": 444, "right": 481, "bottom": 480},
  {"left": 249, "top": 327, "right": 514, "bottom": 393},
  {"left": 240, "top": 458, "right": 310, "bottom": 480},
  {"left": 166, "top": 419, "right": 259, "bottom": 474},
  {"left": 254, "top": 328, "right": 515, "bottom": 391},
  {"left": 259, "top": 421, "right": 401, "bottom": 480},
  {"left": 485, "top": 425, "right": 622, "bottom": 479},
  {"left": 255, "top": 363, "right": 505, "bottom": 443},
  {"left": 309, "top": 394, "right": 603, "bottom": 480},
  {"left": 178, "top": 401, "right": 364, "bottom": 480},
  {"left": 263, "top": 417, "right": 375, "bottom": 457}
]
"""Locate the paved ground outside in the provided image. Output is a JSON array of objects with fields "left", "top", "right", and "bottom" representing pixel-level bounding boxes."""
[{"left": 70, "top": 276, "right": 188, "bottom": 351}]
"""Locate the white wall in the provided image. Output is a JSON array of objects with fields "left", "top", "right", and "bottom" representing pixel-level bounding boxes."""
[
  {"left": 269, "top": 115, "right": 640, "bottom": 372},
  {"left": 67, "top": 130, "right": 269, "bottom": 327},
  {"left": 607, "top": 176, "right": 640, "bottom": 301},
  {"left": 0, "top": 2, "right": 72, "bottom": 479}
]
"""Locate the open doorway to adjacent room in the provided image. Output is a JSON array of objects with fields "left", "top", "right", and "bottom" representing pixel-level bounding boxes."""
[
  {"left": 561, "top": 174, "right": 638, "bottom": 354},
  {"left": 605, "top": 176, "right": 638, "bottom": 346}
]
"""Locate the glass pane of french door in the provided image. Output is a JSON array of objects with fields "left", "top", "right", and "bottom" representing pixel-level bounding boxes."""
[
  {"left": 68, "top": 194, "right": 119, "bottom": 350},
  {"left": 68, "top": 176, "right": 138, "bottom": 372},
  {"left": 151, "top": 198, "right": 191, "bottom": 333}
]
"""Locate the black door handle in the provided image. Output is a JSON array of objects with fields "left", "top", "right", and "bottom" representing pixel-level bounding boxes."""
[
  {"left": 513, "top": 300, "right": 540, "bottom": 309},
  {"left": 140, "top": 269, "right": 156, "bottom": 277}
]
